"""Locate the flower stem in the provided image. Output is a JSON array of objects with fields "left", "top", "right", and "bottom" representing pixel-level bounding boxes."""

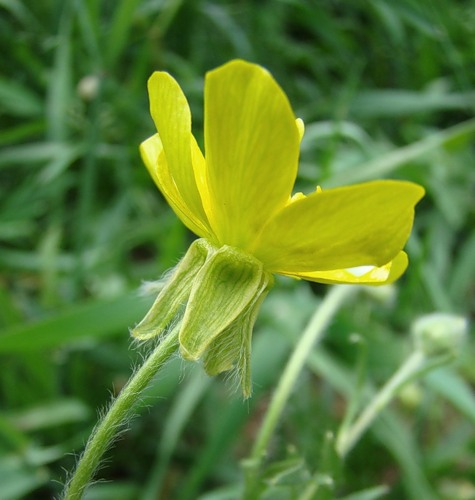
[
  {"left": 335, "top": 349, "right": 449, "bottom": 458},
  {"left": 62, "top": 326, "right": 180, "bottom": 500},
  {"left": 243, "top": 285, "right": 356, "bottom": 495}
]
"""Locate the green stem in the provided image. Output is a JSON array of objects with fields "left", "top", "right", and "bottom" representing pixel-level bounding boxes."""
[
  {"left": 63, "top": 327, "right": 180, "bottom": 500},
  {"left": 243, "top": 285, "right": 356, "bottom": 495},
  {"left": 336, "top": 348, "right": 454, "bottom": 458},
  {"left": 335, "top": 350, "right": 426, "bottom": 457}
]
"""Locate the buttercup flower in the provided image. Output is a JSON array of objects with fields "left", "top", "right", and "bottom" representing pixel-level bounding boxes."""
[{"left": 134, "top": 60, "right": 424, "bottom": 396}]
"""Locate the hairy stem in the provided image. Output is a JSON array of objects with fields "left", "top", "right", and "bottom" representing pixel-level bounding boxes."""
[{"left": 63, "top": 326, "right": 180, "bottom": 500}]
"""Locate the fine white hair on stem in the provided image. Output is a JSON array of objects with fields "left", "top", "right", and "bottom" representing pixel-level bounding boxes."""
[{"left": 61, "top": 326, "right": 180, "bottom": 499}]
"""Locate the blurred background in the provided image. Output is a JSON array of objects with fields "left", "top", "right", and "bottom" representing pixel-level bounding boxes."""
[{"left": 0, "top": 0, "right": 474, "bottom": 499}]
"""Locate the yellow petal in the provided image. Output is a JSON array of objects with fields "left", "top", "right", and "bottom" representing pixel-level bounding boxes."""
[
  {"left": 296, "top": 118, "right": 305, "bottom": 141},
  {"left": 254, "top": 180, "right": 424, "bottom": 272},
  {"left": 204, "top": 60, "right": 300, "bottom": 249},
  {"left": 282, "top": 251, "right": 409, "bottom": 286},
  {"left": 147, "top": 72, "right": 211, "bottom": 235},
  {"left": 140, "top": 134, "right": 212, "bottom": 238}
]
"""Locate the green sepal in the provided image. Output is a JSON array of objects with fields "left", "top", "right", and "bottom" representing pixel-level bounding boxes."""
[
  {"left": 179, "top": 245, "right": 264, "bottom": 361},
  {"left": 131, "top": 239, "right": 212, "bottom": 340},
  {"left": 203, "top": 272, "right": 273, "bottom": 398}
]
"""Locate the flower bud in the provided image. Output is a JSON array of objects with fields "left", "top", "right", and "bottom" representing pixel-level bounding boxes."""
[
  {"left": 77, "top": 75, "right": 100, "bottom": 101},
  {"left": 412, "top": 313, "right": 468, "bottom": 358}
]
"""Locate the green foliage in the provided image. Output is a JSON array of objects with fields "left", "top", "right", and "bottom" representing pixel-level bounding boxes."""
[{"left": 1, "top": 0, "right": 474, "bottom": 498}]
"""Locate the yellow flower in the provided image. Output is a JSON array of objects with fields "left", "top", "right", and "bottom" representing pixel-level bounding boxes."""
[{"left": 135, "top": 60, "right": 424, "bottom": 396}]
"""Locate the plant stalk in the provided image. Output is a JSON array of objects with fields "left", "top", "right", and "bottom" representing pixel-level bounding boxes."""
[
  {"left": 336, "top": 349, "right": 452, "bottom": 457},
  {"left": 63, "top": 326, "right": 180, "bottom": 500},
  {"left": 243, "top": 285, "right": 356, "bottom": 496}
]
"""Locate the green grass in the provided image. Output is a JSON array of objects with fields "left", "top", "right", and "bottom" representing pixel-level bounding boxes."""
[{"left": 1, "top": 0, "right": 474, "bottom": 498}]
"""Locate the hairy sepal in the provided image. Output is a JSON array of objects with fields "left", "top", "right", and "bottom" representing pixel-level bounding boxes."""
[
  {"left": 131, "top": 239, "right": 212, "bottom": 340},
  {"left": 179, "top": 245, "right": 265, "bottom": 361}
]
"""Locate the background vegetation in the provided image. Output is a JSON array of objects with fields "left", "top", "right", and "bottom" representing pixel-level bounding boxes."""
[{"left": 0, "top": 0, "right": 474, "bottom": 498}]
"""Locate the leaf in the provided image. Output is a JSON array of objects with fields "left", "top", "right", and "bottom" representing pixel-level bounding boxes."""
[
  {"left": 425, "top": 368, "right": 475, "bottom": 424},
  {"left": 0, "top": 292, "right": 153, "bottom": 352},
  {"left": 0, "top": 78, "right": 43, "bottom": 117}
]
